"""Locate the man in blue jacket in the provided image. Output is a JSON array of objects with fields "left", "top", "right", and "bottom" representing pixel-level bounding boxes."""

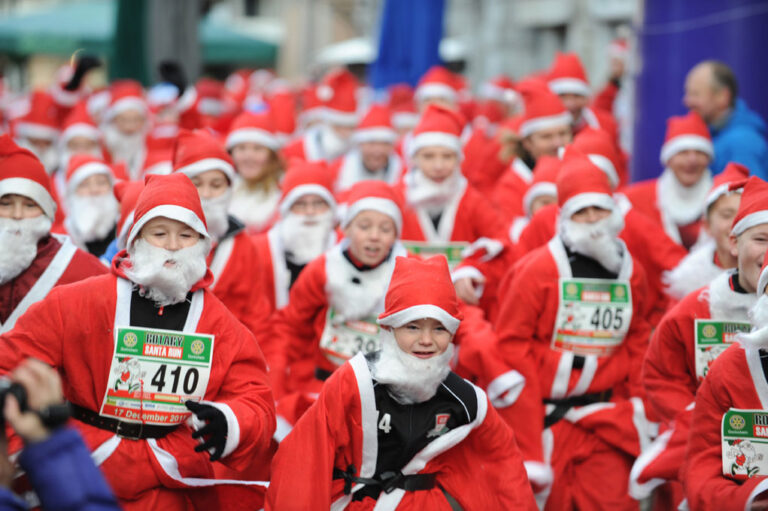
[{"left": 684, "top": 60, "right": 768, "bottom": 179}]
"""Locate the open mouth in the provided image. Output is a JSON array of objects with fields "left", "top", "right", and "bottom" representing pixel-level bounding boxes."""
[
  {"left": 412, "top": 351, "right": 435, "bottom": 359},
  {"left": 164, "top": 260, "right": 177, "bottom": 268},
  {"left": 363, "top": 246, "right": 381, "bottom": 258}
]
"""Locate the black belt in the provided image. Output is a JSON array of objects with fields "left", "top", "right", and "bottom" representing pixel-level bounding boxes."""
[
  {"left": 71, "top": 403, "right": 178, "bottom": 440},
  {"left": 315, "top": 367, "right": 333, "bottom": 381},
  {"left": 543, "top": 389, "right": 613, "bottom": 429},
  {"left": 333, "top": 464, "right": 436, "bottom": 496}
]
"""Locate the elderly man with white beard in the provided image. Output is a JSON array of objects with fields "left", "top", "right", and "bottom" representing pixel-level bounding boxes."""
[
  {"left": 62, "top": 154, "right": 120, "bottom": 256},
  {"left": 0, "top": 172, "right": 276, "bottom": 510},
  {"left": 0, "top": 135, "right": 106, "bottom": 334},
  {"left": 171, "top": 129, "right": 272, "bottom": 339},
  {"left": 494, "top": 154, "right": 654, "bottom": 509},
  {"left": 683, "top": 225, "right": 768, "bottom": 510}
]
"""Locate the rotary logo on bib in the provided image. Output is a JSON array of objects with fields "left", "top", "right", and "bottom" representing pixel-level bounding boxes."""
[
  {"left": 703, "top": 324, "right": 718, "bottom": 339},
  {"left": 614, "top": 286, "right": 626, "bottom": 299},
  {"left": 191, "top": 339, "right": 205, "bottom": 356},
  {"left": 123, "top": 332, "right": 138, "bottom": 348}
]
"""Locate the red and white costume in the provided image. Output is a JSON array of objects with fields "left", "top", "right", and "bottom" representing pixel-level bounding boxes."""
[
  {"left": 0, "top": 135, "right": 107, "bottom": 333},
  {"left": 623, "top": 112, "right": 715, "bottom": 250}
]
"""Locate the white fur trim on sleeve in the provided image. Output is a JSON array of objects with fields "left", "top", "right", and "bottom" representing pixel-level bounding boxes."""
[
  {"left": 523, "top": 460, "right": 554, "bottom": 488},
  {"left": 486, "top": 370, "right": 525, "bottom": 408},
  {"left": 199, "top": 400, "right": 241, "bottom": 459},
  {"left": 461, "top": 237, "right": 504, "bottom": 262},
  {"left": 450, "top": 265, "right": 485, "bottom": 300}
]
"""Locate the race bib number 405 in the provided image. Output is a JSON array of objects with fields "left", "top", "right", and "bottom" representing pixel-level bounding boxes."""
[
  {"left": 722, "top": 409, "right": 768, "bottom": 480},
  {"left": 695, "top": 320, "right": 750, "bottom": 380},
  {"left": 551, "top": 278, "right": 632, "bottom": 357},
  {"left": 319, "top": 309, "right": 380, "bottom": 367},
  {"left": 99, "top": 327, "right": 214, "bottom": 425},
  {"left": 402, "top": 241, "right": 468, "bottom": 269}
]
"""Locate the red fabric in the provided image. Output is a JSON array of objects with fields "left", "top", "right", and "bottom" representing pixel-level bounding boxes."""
[
  {"left": 172, "top": 129, "right": 234, "bottom": 173},
  {"left": 130, "top": 173, "right": 208, "bottom": 238},
  {"left": 0, "top": 236, "right": 107, "bottom": 323},
  {"left": 65, "top": 154, "right": 112, "bottom": 185},
  {"left": 491, "top": 160, "right": 531, "bottom": 225},
  {"left": 556, "top": 154, "right": 612, "bottom": 208},
  {"left": 266, "top": 360, "right": 537, "bottom": 510},
  {"left": 683, "top": 344, "right": 768, "bottom": 510},
  {"left": 0, "top": 272, "right": 276, "bottom": 507},
  {"left": 547, "top": 52, "right": 589, "bottom": 87},
  {"left": 280, "top": 137, "right": 308, "bottom": 162},
  {"left": 732, "top": 176, "right": 768, "bottom": 232},
  {"left": 318, "top": 69, "right": 358, "bottom": 117},
  {"left": 592, "top": 81, "right": 619, "bottom": 114},
  {"left": 0, "top": 134, "right": 55, "bottom": 215}
]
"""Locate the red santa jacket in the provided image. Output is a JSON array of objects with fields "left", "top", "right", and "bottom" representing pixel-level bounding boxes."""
[
  {"left": 683, "top": 342, "right": 768, "bottom": 510},
  {"left": 490, "top": 157, "right": 533, "bottom": 225},
  {"left": 0, "top": 260, "right": 276, "bottom": 502},
  {"left": 400, "top": 176, "right": 506, "bottom": 243},
  {"left": 266, "top": 353, "right": 538, "bottom": 510},
  {"left": 494, "top": 237, "right": 653, "bottom": 471},
  {"left": 0, "top": 234, "right": 107, "bottom": 334},
  {"left": 631, "top": 271, "right": 755, "bottom": 500},
  {"left": 330, "top": 149, "right": 404, "bottom": 194}
]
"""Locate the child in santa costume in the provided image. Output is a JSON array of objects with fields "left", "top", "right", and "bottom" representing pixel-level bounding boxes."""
[
  {"left": 633, "top": 175, "right": 762, "bottom": 508},
  {"left": 399, "top": 104, "right": 506, "bottom": 266},
  {"left": 270, "top": 181, "right": 407, "bottom": 433},
  {"left": 330, "top": 104, "right": 404, "bottom": 196},
  {"left": 0, "top": 135, "right": 107, "bottom": 334},
  {"left": 0, "top": 172, "right": 276, "bottom": 510},
  {"left": 663, "top": 161, "right": 750, "bottom": 301},
  {"left": 266, "top": 256, "right": 538, "bottom": 510},
  {"left": 225, "top": 109, "right": 284, "bottom": 234},
  {"left": 495, "top": 154, "right": 654, "bottom": 509},
  {"left": 62, "top": 154, "right": 120, "bottom": 256},
  {"left": 172, "top": 129, "right": 272, "bottom": 339},
  {"left": 250, "top": 160, "right": 338, "bottom": 321},
  {"left": 682, "top": 250, "right": 768, "bottom": 510},
  {"left": 623, "top": 111, "right": 714, "bottom": 250}
]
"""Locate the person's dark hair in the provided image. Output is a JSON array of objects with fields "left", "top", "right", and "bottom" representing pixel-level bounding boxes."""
[{"left": 704, "top": 60, "right": 738, "bottom": 107}]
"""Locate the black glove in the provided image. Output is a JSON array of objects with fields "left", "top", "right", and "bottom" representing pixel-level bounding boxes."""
[
  {"left": 64, "top": 55, "right": 101, "bottom": 91},
  {"left": 158, "top": 60, "right": 187, "bottom": 98},
  {"left": 186, "top": 400, "right": 227, "bottom": 462}
]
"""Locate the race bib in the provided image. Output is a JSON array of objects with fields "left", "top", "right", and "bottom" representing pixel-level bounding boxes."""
[
  {"left": 722, "top": 409, "right": 768, "bottom": 480},
  {"left": 694, "top": 320, "right": 750, "bottom": 380},
  {"left": 402, "top": 241, "right": 468, "bottom": 269},
  {"left": 99, "top": 327, "right": 214, "bottom": 425},
  {"left": 551, "top": 278, "right": 632, "bottom": 357},
  {"left": 319, "top": 309, "right": 380, "bottom": 367}
]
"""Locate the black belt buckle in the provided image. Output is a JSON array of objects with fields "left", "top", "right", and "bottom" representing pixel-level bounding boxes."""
[
  {"left": 379, "top": 471, "right": 402, "bottom": 494},
  {"left": 115, "top": 420, "right": 143, "bottom": 440}
]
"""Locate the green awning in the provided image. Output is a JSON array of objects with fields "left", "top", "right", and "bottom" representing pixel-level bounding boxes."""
[{"left": 0, "top": 0, "right": 277, "bottom": 66}]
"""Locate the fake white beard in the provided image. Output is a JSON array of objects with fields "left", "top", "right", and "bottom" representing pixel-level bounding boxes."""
[
  {"left": 658, "top": 168, "right": 712, "bottom": 226},
  {"left": 370, "top": 328, "right": 454, "bottom": 405},
  {"left": 103, "top": 124, "right": 145, "bottom": 168},
  {"left": 18, "top": 139, "right": 59, "bottom": 175},
  {"left": 279, "top": 210, "right": 334, "bottom": 265},
  {"left": 318, "top": 124, "right": 351, "bottom": 161},
  {"left": 740, "top": 295, "right": 768, "bottom": 348},
  {"left": 0, "top": 216, "right": 52, "bottom": 285},
  {"left": 66, "top": 193, "right": 119, "bottom": 243},
  {"left": 405, "top": 169, "right": 461, "bottom": 214},
  {"left": 123, "top": 238, "right": 209, "bottom": 307},
  {"left": 201, "top": 190, "right": 232, "bottom": 241},
  {"left": 560, "top": 209, "right": 625, "bottom": 274}
]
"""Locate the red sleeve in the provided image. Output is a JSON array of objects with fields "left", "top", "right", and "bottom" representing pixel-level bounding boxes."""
[
  {"left": 683, "top": 347, "right": 768, "bottom": 510},
  {"left": 592, "top": 81, "right": 619, "bottom": 113},
  {"left": 59, "top": 249, "right": 109, "bottom": 284},
  {"left": 466, "top": 188, "right": 506, "bottom": 240}
]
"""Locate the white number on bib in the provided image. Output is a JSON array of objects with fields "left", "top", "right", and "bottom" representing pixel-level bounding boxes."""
[
  {"left": 378, "top": 412, "right": 392, "bottom": 434},
  {"left": 319, "top": 309, "right": 381, "bottom": 367}
]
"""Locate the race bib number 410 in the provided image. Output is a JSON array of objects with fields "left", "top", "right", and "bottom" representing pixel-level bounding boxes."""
[
  {"left": 551, "top": 278, "right": 632, "bottom": 357},
  {"left": 99, "top": 327, "right": 214, "bottom": 425},
  {"left": 694, "top": 320, "right": 750, "bottom": 380},
  {"left": 722, "top": 409, "right": 768, "bottom": 480}
]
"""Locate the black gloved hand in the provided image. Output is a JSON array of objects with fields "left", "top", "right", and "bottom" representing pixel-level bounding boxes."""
[
  {"left": 158, "top": 60, "right": 187, "bottom": 98},
  {"left": 186, "top": 400, "right": 227, "bottom": 462},
  {"left": 64, "top": 55, "right": 101, "bottom": 91}
]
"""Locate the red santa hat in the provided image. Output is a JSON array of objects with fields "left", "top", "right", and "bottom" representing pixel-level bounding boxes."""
[
  {"left": 14, "top": 91, "right": 60, "bottom": 141},
  {"left": 341, "top": 180, "right": 403, "bottom": 233},
  {"left": 114, "top": 180, "right": 145, "bottom": 249},
  {"left": 267, "top": 85, "right": 297, "bottom": 141},
  {"left": 195, "top": 78, "right": 225, "bottom": 117},
  {"left": 279, "top": 160, "right": 337, "bottom": 217},
  {"left": 317, "top": 69, "right": 358, "bottom": 127},
  {"left": 519, "top": 91, "right": 571, "bottom": 138},
  {"left": 523, "top": 155, "right": 560, "bottom": 216},
  {"left": 705, "top": 162, "right": 750, "bottom": 211},
  {"left": 730, "top": 176, "right": 768, "bottom": 236},
  {"left": 65, "top": 154, "right": 114, "bottom": 194},
  {"left": 0, "top": 134, "right": 56, "bottom": 219},
  {"left": 480, "top": 75, "right": 520, "bottom": 106},
  {"left": 60, "top": 103, "right": 100, "bottom": 145},
  {"left": 142, "top": 138, "right": 174, "bottom": 176},
  {"left": 86, "top": 88, "right": 111, "bottom": 120},
  {"left": 388, "top": 83, "right": 419, "bottom": 131},
  {"left": 299, "top": 84, "right": 324, "bottom": 126},
  {"left": 126, "top": 173, "right": 209, "bottom": 247},
  {"left": 414, "top": 66, "right": 458, "bottom": 104},
  {"left": 557, "top": 153, "right": 615, "bottom": 220},
  {"left": 659, "top": 111, "right": 714, "bottom": 165},
  {"left": 172, "top": 129, "right": 236, "bottom": 183},
  {"left": 225, "top": 110, "right": 281, "bottom": 151},
  {"left": 377, "top": 256, "right": 463, "bottom": 334},
  {"left": 104, "top": 80, "right": 147, "bottom": 122},
  {"left": 351, "top": 104, "right": 397, "bottom": 145},
  {"left": 407, "top": 104, "right": 464, "bottom": 159},
  {"left": 570, "top": 128, "right": 622, "bottom": 189},
  {"left": 548, "top": 52, "right": 591, "bottom": 97}
]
